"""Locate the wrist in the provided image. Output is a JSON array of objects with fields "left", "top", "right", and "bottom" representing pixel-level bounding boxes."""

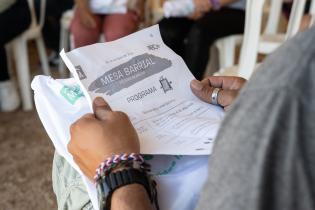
[
  {"left": 95, "top": 154, "right": 158, "bottom": 210},
  {"left": 112, "top": 183, "right": 149, "bottom": 200},
  {"left": 112, "top": 184, "right": 154, "bottom": 210}
]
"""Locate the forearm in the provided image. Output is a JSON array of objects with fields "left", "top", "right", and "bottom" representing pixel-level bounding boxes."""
[{"left": 111, "top": 184, "right": 154, "bottom": 210}]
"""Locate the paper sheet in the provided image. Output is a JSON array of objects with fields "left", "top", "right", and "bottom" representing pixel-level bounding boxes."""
[
  {"left": 32, "top": 76, "right": 210, "bottom": 210},
  {"left": 60, "top": 25, "right": 224, "bottom": 155}
]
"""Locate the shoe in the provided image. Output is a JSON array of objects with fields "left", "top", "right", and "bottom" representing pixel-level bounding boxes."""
[
  {"left": 48, "top": 51, "right": 60, "bottom": 67},
  {"left": 0, "top": 80, "right": 20, "bottom": 112}
]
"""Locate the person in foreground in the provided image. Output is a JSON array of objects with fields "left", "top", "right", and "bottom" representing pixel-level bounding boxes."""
[{"left": 66, "top": 26, "right": 315, "bottom": 210}]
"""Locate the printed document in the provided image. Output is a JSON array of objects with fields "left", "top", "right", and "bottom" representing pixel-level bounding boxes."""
[{"left": 60, "top": 25, "right": 224, "bottom": 155}]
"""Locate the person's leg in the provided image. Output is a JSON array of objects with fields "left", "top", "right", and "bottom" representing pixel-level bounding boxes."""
[
  {"left": 52, "top": 152, "right": 93, "bottom": 210},
  {"left": 0, "top": 0, "right": 31, "bottom": 81},
  {"left": 158, "top": 17, "right": 193, "bottom": 58},
  {"left": 40, "top": 0, "right": 74, "bottom": 51},
  {"left": 0, "top": 47, "right": 10, "bottom": 82},
  {"left": 102, "top": 11, "right": 139, "bottom": 42},
  {"left": 185, "top": 8, "right": 245, "bottom": 80},
  {"left": 70, "top": 9, "right": 102, "bottom": 48},
  {"left": 0, "top": 0, "right": 31, "bottom": 111}
]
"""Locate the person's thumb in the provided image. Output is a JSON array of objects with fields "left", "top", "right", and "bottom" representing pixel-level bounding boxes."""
[
  {"left": 190, "top": 79, "right": 215, "bottom": 104},
  {"left": 93, "top": 97, "right": 112, "bottom": 121}
]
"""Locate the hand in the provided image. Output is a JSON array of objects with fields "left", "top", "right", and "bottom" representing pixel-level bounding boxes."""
[
  {"left": 68, "top": 97, "right": 140, "bottom": 180},
  {"left": 190, "top": 76, "right": 246, "bottom": 110},
  {"left": 127, "top": 0, "right": 145, "bottom": 21},
  {"left": 194, "top": 0, "right": 211, "bottom": 12},
  {"left": 189, "top": 0, "right": 211, "bottom": 20},
  {"left": 189, "top": 10, "right": 205, "bottom": 20},
  {"left": 79, "top": 7, "right": 97, "bottom": 29},
  {"left": 190, "top": 0, "right": 211, "bottom": 18}
]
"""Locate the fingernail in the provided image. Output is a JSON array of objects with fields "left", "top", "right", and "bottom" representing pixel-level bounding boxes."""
[
  {"left": 191, "top": 80, "right": 203, "bottom": 91},
  {"left": 94, "top": 97, "right": 106, "bottom": 106}
]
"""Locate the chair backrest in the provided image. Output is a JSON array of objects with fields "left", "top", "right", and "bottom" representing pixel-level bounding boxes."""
[
  {"left": 26, "top": 0, "right": 46, "bottom": 29},
  {"left": 285, "top": 0, "right": 306, "bottom": 39},
  {"left": 238, "top": 0, "right": 265, "bottom": 79},
  {"left": 264, "top": 0, "right": 283, "bottom": 35},
  {"left": 238, "top": 0, "right": 307, "bottom": 79},
  {"left": 309, "top": 0, "right": 315, "bottom": 25},
  {"left": 264, "top": 0, "right": 307, "bottom": 38}
]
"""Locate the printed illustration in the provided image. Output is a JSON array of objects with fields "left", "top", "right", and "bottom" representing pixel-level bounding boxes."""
[
  {"left": 75, "top": 65, "right": 87, "bottom": 80},
  {"left": 159, "top": 76, "right": 173, "bottom": 93}
]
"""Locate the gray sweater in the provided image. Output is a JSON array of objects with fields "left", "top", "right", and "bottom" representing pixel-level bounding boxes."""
[{"left": 196, "top": 26, "right": 315, "bottom": 210}]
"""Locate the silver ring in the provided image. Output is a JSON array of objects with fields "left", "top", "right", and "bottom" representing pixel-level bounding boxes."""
[{"left": 211, "top": 88, "right": 221, "bottom": 105}]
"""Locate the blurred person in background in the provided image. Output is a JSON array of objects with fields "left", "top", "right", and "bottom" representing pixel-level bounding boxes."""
[
  {"left": 35, "top": 0, "right": 74, "bottom": 67},
  {"left": 0, "top": 0, "right": 31, "bottom": 112},
  {"left": 71, "top": 0, "right": 144, "bottom": 48},
  {"left": 159, "top": 0, "right": 246, "bottom": 80}
]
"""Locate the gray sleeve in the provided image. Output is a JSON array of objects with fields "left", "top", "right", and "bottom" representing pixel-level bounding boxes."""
[{"left": 196, "top": 27, "right": 315, "bottom": 210}]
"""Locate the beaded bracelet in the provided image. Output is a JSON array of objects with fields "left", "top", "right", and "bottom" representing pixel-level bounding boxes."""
[{"left": 94, "top": 153, "right": 147, "bottom": 182}]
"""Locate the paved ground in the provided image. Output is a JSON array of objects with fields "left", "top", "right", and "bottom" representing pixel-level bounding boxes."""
[{"left": 0, "top": 110, "right": 57, "bottom": 210}]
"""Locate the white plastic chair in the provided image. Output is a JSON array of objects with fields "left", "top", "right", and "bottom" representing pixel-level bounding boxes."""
[
  {"left": 212, "top": 0, "right": 307, "bottom": 79},
  {"left": 302, "top": 0, "right": 315, "bottom": 26},
  {"left": 218, "top": 0, "right": 265, "bottom": 79},
  {"left": 9, "top": 0, "right": 50, "bottom": 111},
  {"left": 211, "top": 0, "right": 283, "bottom": 71},
  {"left": 258, "top": 0, "right": 306, "bottom": 54},
  {"left": 213, "top": 35, "right": 242, "bottom": 69},
  {"left": 311, "top": 0, "right": 315, "bottom": 22},
  {"left": 58, "top": 9, "right": 74, "bottom": 77},
  {"left": 310, "top": 0, "right": 315, "bottom": 25}
]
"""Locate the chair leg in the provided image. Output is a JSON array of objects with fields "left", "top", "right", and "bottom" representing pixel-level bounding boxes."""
[
  {"left": 203, "top": 45, "right": 220, "bottom": 78},
  {"left": 58, "top": 25, "right": 69, "bottom": 77},
  {"left": 35, "top": 35, "right": 51, "bottom": 76},
  {"left": 70, "top": 33, "right": 75, "bottom": 50},
  {"left": 217, "top": 37, "right": 235, "bottom": 69},
  {"left": 12, "top": 38, "right": 33, "bottom": 111},
  {"left": 5, "top": 45, "right": 14, "bottom": 74}
]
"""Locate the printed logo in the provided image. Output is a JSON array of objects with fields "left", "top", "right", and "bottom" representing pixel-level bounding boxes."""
[
  {"left": 144, "top": 155, "right": 184, "bottom": 176},
  {"left": 88, "top": 53, "right": 172, "bottom": 96},
  {"left": 60, "top": 85, "right": 84, "bottom": 104},
  {"left": 159, "top": 76, "right": 173, "bottom": 93},
  {"left": 75, "top": 65, "right": 87, "bottom": 80}
]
